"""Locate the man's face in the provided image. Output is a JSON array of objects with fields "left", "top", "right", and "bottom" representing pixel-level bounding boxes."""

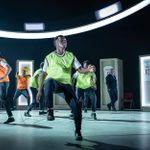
[{"left": 56, "top": 36, "right": 67, "bottom": 49}]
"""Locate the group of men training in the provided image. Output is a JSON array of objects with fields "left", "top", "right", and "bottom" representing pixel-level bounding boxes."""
[
  {"left": 0, "top": 35, "right": 118, "bottom": 141},
  {"left": 0, "top": 35, "right": 98, "bottom": 141}
]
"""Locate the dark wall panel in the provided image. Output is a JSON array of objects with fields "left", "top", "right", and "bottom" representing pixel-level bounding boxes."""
[{"left": 0, "top": 6, "right": 149, "bottom": 109}]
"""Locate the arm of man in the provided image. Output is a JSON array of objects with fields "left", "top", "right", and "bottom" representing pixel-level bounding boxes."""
[
  {"left": 72, "top": 71, "right": 78, "bottom": 87},
  {"left": 91, "top": 73, "right": 97, "bottom": 90},
  {"left": 106, "top": 74, "right": 111, "bottom": 91},
  {"left": 36, "top": 71, "right": 47, "bottom": 101},
  {"left": 73, "top": 57, "right": 95, "bottom": 73},
  {"left": 34, "top": 74, "right": 39, "bottom": 89},
  {"left": 15, "top": 72, "right": 20, "bottom": 79},
  {"left": 77, "top": 65, "right": 95, "bottom": 73},
  {"left": 0, "top": 60, "right": 12, "bottom": 80},
  {"left": 36, "top": 59, "right": 48, "bottom": 101},
  {"left": 5, "top": 63, "right": 12, "bottom": 76}
]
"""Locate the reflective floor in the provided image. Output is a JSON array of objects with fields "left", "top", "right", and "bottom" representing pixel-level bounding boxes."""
[{"left": 0, "top": 110, "right": 150, "bottom": 150}]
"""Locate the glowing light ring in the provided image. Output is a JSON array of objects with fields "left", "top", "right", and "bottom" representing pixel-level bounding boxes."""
[{"left": 0, "top": 0, "right": 149, "bottom": 39}]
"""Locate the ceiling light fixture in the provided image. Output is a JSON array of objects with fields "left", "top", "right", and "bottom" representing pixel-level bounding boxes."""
[
  {"left": 24, "top": 23, "right": 45, "bottom": 31},
  {"left": 0, "top": 0, "right": 149, "bottom": 39},
  {"left": 95, "top": 1, "right": 122, "bottom": 20}
]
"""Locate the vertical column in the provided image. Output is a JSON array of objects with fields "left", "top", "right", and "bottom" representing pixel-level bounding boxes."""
[
  {"left": 100, "top": 58, "right": 123, "bottom": 110},
  {"left": 139, "top": 55, "right": 150, "bottom": 111},
  {"left": 16, "top": 60, "right": 34, "bottom": 109}
]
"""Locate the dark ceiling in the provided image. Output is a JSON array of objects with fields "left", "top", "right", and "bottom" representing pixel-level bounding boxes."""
[{"left": 0, "top": 0, "right": 146, "bottom": 31}]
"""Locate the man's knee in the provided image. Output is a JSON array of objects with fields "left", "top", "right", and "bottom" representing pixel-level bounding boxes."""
[
  {"left": 44, "top": 78, "right": 56, "bottom": 91},
  {"left": 46, "top": 78, "right": 55, "bottom": 85}
]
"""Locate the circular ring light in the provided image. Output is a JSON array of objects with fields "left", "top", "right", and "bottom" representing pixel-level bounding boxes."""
[{"left": 0, "top": 0, "right": 149, "bottom": 39}]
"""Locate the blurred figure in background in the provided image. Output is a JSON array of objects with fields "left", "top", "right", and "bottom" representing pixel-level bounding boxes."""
[
  {"left": 13, "top": 67, "right": 31, "bottom": 114},
  {"left": 24, "top": 62, "right": 46, "bottom": 117},
  {"left": 106, "top": 68, "right": 118, "bottom": 111},
  {"left": 72, "top": 60, "right": 97, "bottom": 120},
  {"left": 0, "top": 51, "right": 14, "bottom": 124}
]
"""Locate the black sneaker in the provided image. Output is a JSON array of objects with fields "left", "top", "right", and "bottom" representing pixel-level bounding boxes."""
[
  {"left": 11, "top": 106, "right": 16, "bottom": 111},
  {"left": 91, "top": 112, "right": 97, "bottom": 120},
  {"left": 75, "top": 131, "right": 83, "bottom": 141},
  {"left": 69, "top": 113, "right": 74, "bottom": 119},
  {"left": 24, "top": 112, "right": 31, "bottom": 117},
  {"left": 84, "top": 109, "right": 87, "bottom": 113},
  {"left": 4, "top": 117, "right": 15, "bottom": 124},
  {"left": 112, "top": 107, "right": 117, "bottom": 111},
  {"left": 47, "top": 114, "right": 55, "bottom": 121},
  {"left": 107, "top": 104, "right": 111, "bottom": 110},
  {"left": 39, "top": 111, "right": 47, "bottom": 115}
]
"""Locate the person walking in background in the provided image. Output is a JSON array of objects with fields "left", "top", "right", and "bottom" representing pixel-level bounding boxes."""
[
  {"left": 0, "top": 51, "right": 15, "bottom": 124},
  {"left": 24, "top": 62, "right": 47, "bottom": 117},
  {"left": 106, "top": 68, "right": 118, "bottom": 111}
]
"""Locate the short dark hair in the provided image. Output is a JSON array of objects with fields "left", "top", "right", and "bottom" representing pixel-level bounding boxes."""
[{"left": 53, "top": 35, "right": 65, "bottom": 47}]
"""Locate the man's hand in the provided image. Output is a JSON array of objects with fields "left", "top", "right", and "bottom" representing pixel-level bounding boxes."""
[
  {"left": 36, "top": 90, "right": 42, "bottom": 102},
  {"left": 88, "top": 65, "right": 96, "bottom": 72}
]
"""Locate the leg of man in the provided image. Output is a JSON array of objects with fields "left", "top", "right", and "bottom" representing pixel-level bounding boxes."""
[
  {"left": 63, "top": 84, "right": 82, "bottom": 141},
  {"left": 113, "top": 88, "right": 118, "bottom": 105},
  {"left": 77, "top": 88, "right": 85, "bottom": 112},
  {"left": 89, "top": 89, "right": 97, "bottom": 120},
  {"left": 0, "top": 82, "right": 15, "bottom": 124},
  {"left": 39, "top": 89, "right": 47, "bottom": 115},
  {"left": 44, "top": 78, "right": 58, "bottom": 120},
  {"left": 109, "top": 89, "right": 117, "bottom": 111},
  {"left": 84, "top": 89, "right": 89, "bottom": 113},
  {"left": 69, "top": 88, "right": 84, "bottom": 119},
  {"left": 24, "top": 87, "right": 36, "bottom": 117},
  {"left": 13, "top": 89, "right": 22, "bottom": 109},
  {"left": 22, "top": 89, "right": 30, "bottom": 106}
]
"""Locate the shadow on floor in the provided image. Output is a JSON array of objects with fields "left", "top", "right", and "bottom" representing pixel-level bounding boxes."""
[
  {"left": 66, "top": 138, "right": 140, "bottom": 150},
  {"left": 3, "top": 123, "right": 52, "bottom": 129},
  {"left": 84, "top": 118, "right": 150, "bottom": 124}
]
